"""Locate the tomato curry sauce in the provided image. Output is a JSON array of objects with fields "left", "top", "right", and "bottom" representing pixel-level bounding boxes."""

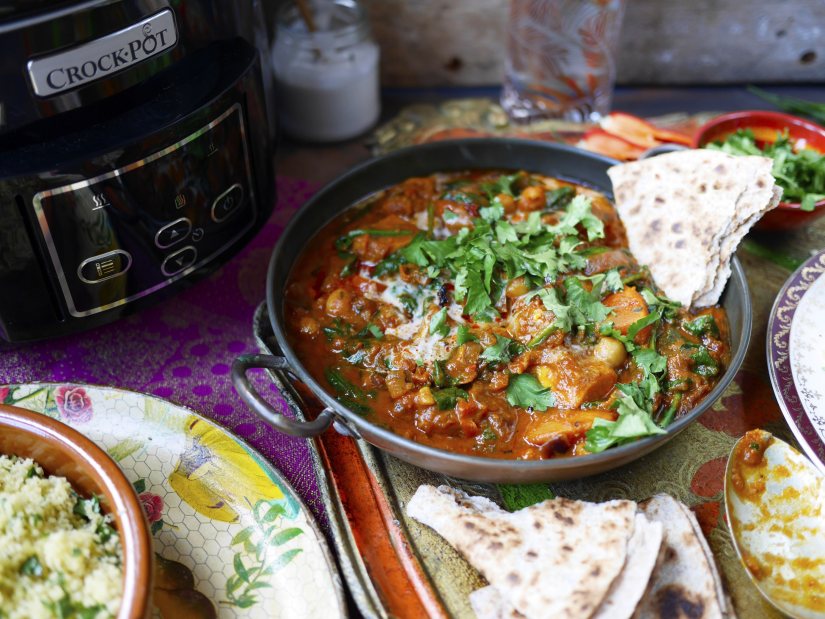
[{"left": 284, "top": 170, "right": 731, "bottom": 459}]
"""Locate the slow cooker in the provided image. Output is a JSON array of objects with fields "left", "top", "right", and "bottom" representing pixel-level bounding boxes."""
[{"left": 0, "top": 0, "right": 275, "bottom": 342}]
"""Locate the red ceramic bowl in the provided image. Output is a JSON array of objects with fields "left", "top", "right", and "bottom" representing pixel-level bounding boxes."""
[
  {"left": 0, "top": 404, "right": 153, "bottom": 619},
  {"left": 693, "top": 110, "right": 825, "bottom": 231}
]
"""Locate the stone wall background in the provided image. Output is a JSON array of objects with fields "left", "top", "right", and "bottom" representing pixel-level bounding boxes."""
[{"left": 267, "top": 0, "right": 825, "bottom": 86}]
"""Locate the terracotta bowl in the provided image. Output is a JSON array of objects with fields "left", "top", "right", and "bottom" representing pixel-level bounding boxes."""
[
  {"left": 0, "top": 404, "right": 153, "bottom": 619},
  {"left": 693, "top": 110, "right": 825, "bottom": 231}
]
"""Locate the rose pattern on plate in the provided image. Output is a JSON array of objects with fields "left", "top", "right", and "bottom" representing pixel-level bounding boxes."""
[
  {"left": 55, "top": 385, "right": 93, "bottom": 423},
  {"left": 140, "top": 492, "right": 164, "bottom": 522},
  {"left": 133, "top": 479, "right": 168, "bottom": 535}
]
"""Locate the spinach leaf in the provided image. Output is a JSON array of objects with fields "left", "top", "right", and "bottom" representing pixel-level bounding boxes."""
[
  {"left": 334, "top": 228, "right": 414, "bottom": 251},
  {"left": 683, "top": 314, "right": 719, "bottom": 337},
  {"left": 432, "top": 360, "right": 451, "bottom": 388},
  {"left": 432, "top": 387, "right": 469, "bottom": 410},
  {"left": 544, "top": 186, "right": 575, "bottom": 211},
  {"left": 689, "top": 345, "right": 719, "bottom": 376},
  {"left": 325, "top": 367, "right": 372, "bottom": 414}
]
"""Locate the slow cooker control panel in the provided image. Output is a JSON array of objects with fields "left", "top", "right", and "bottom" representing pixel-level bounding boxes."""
[{"left": 32, "top": 104, "right": 257, "bottom": 317}]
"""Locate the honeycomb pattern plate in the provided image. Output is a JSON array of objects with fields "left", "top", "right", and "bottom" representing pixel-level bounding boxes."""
[{"left": 1, "top": 383, "right": 345, "bottom": 619}]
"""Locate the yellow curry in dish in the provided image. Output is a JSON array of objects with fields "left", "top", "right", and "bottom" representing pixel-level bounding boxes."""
[{"left": 285, "top": 170, "right": 730, "bottom": 459}]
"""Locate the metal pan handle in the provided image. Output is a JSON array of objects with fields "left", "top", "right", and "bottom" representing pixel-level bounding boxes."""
[{"left": 231, "top": 354, "right": 334, "bottom": 438}]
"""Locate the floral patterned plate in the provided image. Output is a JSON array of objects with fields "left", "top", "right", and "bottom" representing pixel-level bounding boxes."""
[
  {"left": 767, "top": 249, "right": 825, "bottom": 473},
  {"left": 1, "top": 383, "right": 346, "bottom": 619}
]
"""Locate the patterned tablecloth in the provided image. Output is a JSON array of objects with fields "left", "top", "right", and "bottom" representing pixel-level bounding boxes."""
[{"left": 0, "top": 176, "right": 326, "bottom": 522}]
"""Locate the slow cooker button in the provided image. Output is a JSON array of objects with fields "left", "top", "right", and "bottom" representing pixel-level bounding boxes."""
[
  {"left": 155, "top": 218, "right": 192, "bottom": 249},
  {"left": 161, "top": 246, "right": 198, "bottom": 277},
  {"left": 77, "top": 250, "right": 132, "bottom": 284},
  {"left": 211, "top": 184, "right": 244, "bottom": 223}
]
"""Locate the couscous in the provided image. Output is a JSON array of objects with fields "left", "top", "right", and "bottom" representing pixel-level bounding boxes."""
[{"left": 0, "top": 455, "right": 123, "bottom": 619}]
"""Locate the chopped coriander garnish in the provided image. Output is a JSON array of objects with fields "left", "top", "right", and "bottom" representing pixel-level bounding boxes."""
[
  {"left": 356, "top": 323, "right": 384, "bottom": 340},
  {"left": 429, "top": 308, "right": 450, "bottom": 338},
  {"left": 456, "top": 325, "right": 478, "bottom": 345},
  {"left": 480, "top": 173, "right": 519, "bottom": 200},
  {"left": 533, "top": 272, "right": 616, "bottom": 336},
  {"left": 480, "top": 335, "right": 524, "bottom": 365},
  {"left": 481, "top": 426, "right": 498, "bottom": 442},
  {"left": 584, "top": 382, "right": 666, "bottom": 453},
  {"left": 706, "top": 128, "right": 825, "bottom": 211},
  {"left": 506, "top": 374, "right": 555, "bottom": 411},
  {"left": 640, "top": 288, "right": 681, "bottom": 319},
  {"left": 374, "top": 195, "right": 605, "bottom": 321}
]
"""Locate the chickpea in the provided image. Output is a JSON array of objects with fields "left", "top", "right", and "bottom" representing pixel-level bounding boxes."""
[
  {"left": 415, "top": 386, "right": 436, "bottom": 406},
  {"left": 325, "top": 288, "right": 351, "bottom": 318},
  {"left": 518, "top": 185, "right": 546, "bottom": 211},
  {"left": 506, "top": 276, "right": 530, "bottom": 298},
  {"left": 593, "top": 337, "right": 627, "bottom": 369},
  {"left": 298, "top": 317, "right": 320, "bottom": 336}
]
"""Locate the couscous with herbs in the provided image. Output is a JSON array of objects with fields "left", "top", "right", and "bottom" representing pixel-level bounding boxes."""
[{"left": 0, "top": 455, "right": 123, "bottom": 619}]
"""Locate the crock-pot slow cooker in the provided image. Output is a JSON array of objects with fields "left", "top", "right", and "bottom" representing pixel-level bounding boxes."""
[{"left": 0, "top": 0, "right": 275, "bottom": 342}]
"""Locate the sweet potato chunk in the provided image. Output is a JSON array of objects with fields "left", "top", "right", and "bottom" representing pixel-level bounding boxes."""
[
  {"left": 524, "top": 409, "right": 618, "bottom": 447},
  {"left": 602, "top": 286, "right": 651, "bottom": 344},
  {"left": 350, "top": 215, "right": 418, "bottom": 262},
  {"left": 535, "top": 350, "right": 617, "bottom": 408}
]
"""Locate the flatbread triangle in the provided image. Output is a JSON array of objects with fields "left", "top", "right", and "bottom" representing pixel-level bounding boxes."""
[{"left": 607, "top": 150, "right": 780, "bottom": 307}]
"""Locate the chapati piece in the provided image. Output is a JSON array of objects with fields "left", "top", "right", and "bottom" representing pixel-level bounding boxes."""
[
  {"left": 592, "top": 514, "right": 664, "bottom": 619},
  {"left": 406, "top": 485, "right": 637, "bottom": 619},
  {"left": 607, "top": 150, "right": 780, "bottom": 307},
  {"left": 632, "top": 494, "right": 730, "bottom": 619},
  {"left": 467, "top": 514, "right": 663, "bottom": 619},
  {"left": 469, "top": 586, "right": 524, "bottom": 619},
  {"left": 693, "top": 183, "right": 782, "bottom": 307}
]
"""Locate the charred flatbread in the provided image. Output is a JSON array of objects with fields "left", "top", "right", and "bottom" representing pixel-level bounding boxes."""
[
  {"left": 632, "top": 494, "right": 730, "bottom": 619},
  {"left": 607, "top": 150, "right": 780, "bottom": 307},
  {"left": 592, "top": 514, "right": 664, "bottom": 619},
  {"left": 406, "top": 485, "right": 637, "bottom": 619},
  {"left": 467, "top": 513, "right": 663, "bottom": 619}
]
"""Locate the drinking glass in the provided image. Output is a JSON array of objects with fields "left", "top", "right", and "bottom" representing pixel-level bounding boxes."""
[{"left": 501, "top": 0, "right": 627, "bottom": 123}]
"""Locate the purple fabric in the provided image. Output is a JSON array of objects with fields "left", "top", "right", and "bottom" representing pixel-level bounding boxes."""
[{"left": 0, "top": 177, "right": 327, "bottom": 523}]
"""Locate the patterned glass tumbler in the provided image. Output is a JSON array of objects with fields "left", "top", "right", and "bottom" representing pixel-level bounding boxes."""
[{"left": 501, "top": 0, "right": 626, "bottom": 123}]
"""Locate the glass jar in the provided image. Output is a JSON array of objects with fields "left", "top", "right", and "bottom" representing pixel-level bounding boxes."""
[{"left": 272, "top": 0, "right": 380, "bottom": 143}]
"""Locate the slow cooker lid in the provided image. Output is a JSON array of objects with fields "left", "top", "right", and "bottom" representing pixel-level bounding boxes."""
[{"left": 0, "top": 0, "right": 84, "bottom": 23}]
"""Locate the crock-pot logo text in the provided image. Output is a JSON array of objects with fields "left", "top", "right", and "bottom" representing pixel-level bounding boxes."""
[{"left": 27, "top": 10, "right": 178, "bottom": 97}]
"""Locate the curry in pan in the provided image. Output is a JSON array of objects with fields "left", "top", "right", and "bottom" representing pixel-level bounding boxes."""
[{"left": 284, "top": 171, "right": 730, "bottom": 459}]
